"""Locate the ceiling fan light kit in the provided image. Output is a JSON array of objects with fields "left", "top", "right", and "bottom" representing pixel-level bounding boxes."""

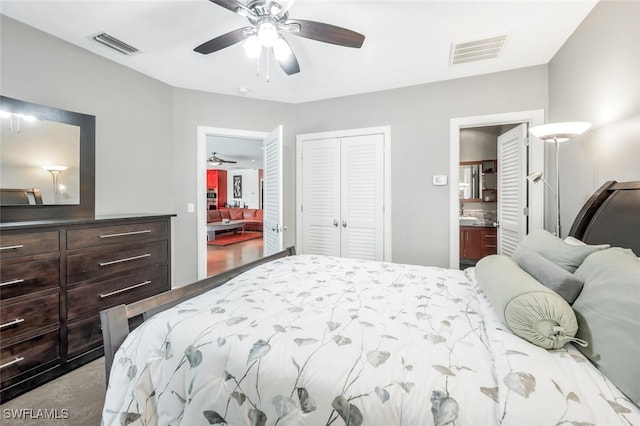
[{"left": 195, "top": 0, "right": 365, "bottom": 79}]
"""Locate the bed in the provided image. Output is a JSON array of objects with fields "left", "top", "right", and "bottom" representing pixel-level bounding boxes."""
[{"left": 101, "top": 180, "right": 640, "bottom": 425}]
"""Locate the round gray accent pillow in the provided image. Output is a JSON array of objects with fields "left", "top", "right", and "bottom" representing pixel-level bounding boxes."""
[{"left": 475, "top": 254, "right": 579, "bottom": 349}]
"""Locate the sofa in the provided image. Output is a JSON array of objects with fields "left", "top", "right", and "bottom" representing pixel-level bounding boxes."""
[{"left": 207, "top": 208, "right": 263, "bottom": 233}]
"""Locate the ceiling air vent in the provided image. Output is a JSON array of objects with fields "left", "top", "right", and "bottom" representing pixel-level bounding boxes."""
[
  {"left": 92, "top": 32, "right": 140, "bottom": 55},
  {"left": 450, "top": 34, "right": 508, "bottom": 65}
]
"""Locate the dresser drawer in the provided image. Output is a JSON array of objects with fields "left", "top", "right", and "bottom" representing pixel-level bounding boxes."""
[
  {"left": 0, "top": 293, "right": 59, "bottom": 343},
  {"left": 67, "top": 266, "right": 168, "bottom": 320},
  {"left": 0, "top": 330, "right": 59, "bottom": 384},
  {"left": 67, "top": 241, "right": 168, "bottom": 284},
  {"left": 0, "top": 231, "right": 59, "bottom": 260},
  {"left": 66, "top": 315, "right": 103, "bottom": 356},
  {"left": 0, "top": 258, "right": 60, "bottom": 300},
  {"left": 67, "top": 221, "right": 168, "bottom": 250},
  {"left": 67, "top": 313, "right": 145, "bottom": 357}
]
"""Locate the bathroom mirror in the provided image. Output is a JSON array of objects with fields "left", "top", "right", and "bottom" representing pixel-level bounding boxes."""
[
  {"left": 0, "top": 96, "right": 95, "bottom": 222},
  {"left": 459, "top": 162, "right": 481, "bottom": 200}
]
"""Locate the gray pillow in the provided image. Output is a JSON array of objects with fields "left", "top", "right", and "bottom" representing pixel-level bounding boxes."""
[
  {"left": 516, "top": 251, "right": 584, "bottom": 304},
  {"left": 475, "top": 254, "right": 578, "bottom": 349},
  {"left": 572, "top": 248, "right": 640, "bottom": 406},
  {"left": 512, "top": 229, "right": 608, "bottom": 273}
]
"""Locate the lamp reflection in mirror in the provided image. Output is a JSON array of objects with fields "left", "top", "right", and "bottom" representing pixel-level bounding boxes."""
[
  {"left": 528, "top": 122, "right": 591, "bottom": 237},
  {"left": 42, "top": 165, "right": 67, "bottom": 204}
]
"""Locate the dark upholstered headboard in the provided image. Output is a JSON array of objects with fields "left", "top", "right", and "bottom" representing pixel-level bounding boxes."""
[
  {"left": 0, "top": 188, "right": 43, "bottom": 205},
  {"left": 569, "top": 181, "right": 640, "bottom": 255}
]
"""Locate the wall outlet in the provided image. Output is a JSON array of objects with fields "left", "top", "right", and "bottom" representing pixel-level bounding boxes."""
[{"left": 187, "top": 203, "right": 195, "bottom": 213}]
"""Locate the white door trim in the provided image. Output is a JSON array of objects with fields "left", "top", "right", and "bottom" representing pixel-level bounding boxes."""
[
  {"left": 296, "top": 126, "right": 392, "bottom": 261},
  {"left": 449, "top": 110, "right": 545, "bottom": 269},
  {"left": 196, "top": 126, "right": 268, "bottom": 280}
]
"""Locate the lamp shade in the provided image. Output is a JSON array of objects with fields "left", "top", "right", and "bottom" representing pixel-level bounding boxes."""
[
  {"left": 42, "top": 165, "right": 67, "bottom": 172},
  {"left": 529, "top": 122, "right": 591, "bottom": 142},
  {"left": 527, "top": 171, "right": 543, "bottom": 183}
]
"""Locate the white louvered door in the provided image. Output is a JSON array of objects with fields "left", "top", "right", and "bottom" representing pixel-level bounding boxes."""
[
  {"left": 300, "top": 138, "right": 341, "bottom": 256},
  {"left": 263, "top": 126, "right": 283, "bottom": 256},
  {"left": 298, "top": 131, "right": 385, "bottom": 261},
  {"left": 340, "top": 135, "right": 384, "bottom": 260},
  {"left": 497, "top": 123, "right": 527, "bottom": 256}
]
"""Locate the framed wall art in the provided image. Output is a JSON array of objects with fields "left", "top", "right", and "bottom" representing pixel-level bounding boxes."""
[{"left": 233, "top": 175, "right": 242, "bottom": 198}]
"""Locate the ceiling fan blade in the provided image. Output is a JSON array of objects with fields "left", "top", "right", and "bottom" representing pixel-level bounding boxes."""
[
  {"left": 209, "top": 0, "right": 255, "bottom": 17},
  {"left": 274, "top": 39, "right": 300, "bottom": 75},
  {"left": 194, "top": 27, "right": 252, "bottom": 54},
  {"left": 284, "top": 19, "right": 365, "bottom": 48}
]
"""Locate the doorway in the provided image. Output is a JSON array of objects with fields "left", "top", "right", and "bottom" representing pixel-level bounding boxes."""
[
  {"left": 196, "top": 126, "right": 282, "bottom": 280},
  {"left": 449, "top": 110, "right": 545, "bottom": 269}
]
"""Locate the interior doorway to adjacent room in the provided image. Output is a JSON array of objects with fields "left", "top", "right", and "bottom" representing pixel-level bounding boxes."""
[
  {"left": 196, "top": 126, "right": 283, "bottom": 280},
  {"left": 449, "top": 110, "right": 545, "bottom": 269}
]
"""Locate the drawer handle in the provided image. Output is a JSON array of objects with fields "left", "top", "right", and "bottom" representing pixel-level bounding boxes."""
[
  {"left": 100, "top": 230, "right": 152, "bottom": 239},
  {"left": 0, "top": 318, "right": 25, "bottom": 329},
  {"left": 0, "top": 357, "right": 24, "bottom": 370},
  {"left": 100, "top": 280, "right": 152, "bottom": 299},
  {"left": 0, "top": 244, "right": 24, "bottom": 251},
  {"left": 99, "top": 253, "right": 151, "bottom": 267},
  {"left": 485, "top": 244, "right": 497, "bottom": 248},
  {"left": 0, "top": 278, "right": 25, "bottom": 287},
  {"left": 484, "top": 235, "right": 497, "bottom": 238}
]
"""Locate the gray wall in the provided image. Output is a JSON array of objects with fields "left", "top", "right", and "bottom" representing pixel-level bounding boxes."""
[
  {"left": 170, "top": 88, "right": 294, "bottom": 284},
  {"left": 548, "top": 1, "right": 640, "bottom": 236},
  {"left": 1, "top": 14, "right": 549, "bottom": 286},
  {"left": 0, "top": 16, "right": 175, "bottom": 217},
  {"left": 290, "top": 68, "right": 548, "bottom": 266},
  {"left": 460, "top": 128, "right": 498, "bottom": 162}
]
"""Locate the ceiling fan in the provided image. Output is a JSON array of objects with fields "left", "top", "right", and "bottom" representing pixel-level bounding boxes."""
[
  {"left": 194, "top": 0, "right": 365, "bottom": 76},
  {"left": 208, "top": 152, "right": 238, "bottom": 165}
]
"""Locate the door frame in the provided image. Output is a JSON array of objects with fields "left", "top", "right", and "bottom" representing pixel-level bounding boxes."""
[
  {"left": 295, "top": 125, "right": 392, "bottom": 261},
  {"left": 449, "top": 110, "right": 545, "bottom": 269},
  {"left": 196, "top": 126, "right": 269, "bottom": 280}
]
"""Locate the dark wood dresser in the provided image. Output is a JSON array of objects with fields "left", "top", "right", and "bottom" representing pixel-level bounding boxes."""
[{"left": 0, "top": 214, "right": 173, "bottom": 402}]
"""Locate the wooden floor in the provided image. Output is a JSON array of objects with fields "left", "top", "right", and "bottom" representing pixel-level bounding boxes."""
[{"left": 207, "top": 235, "right": 264, "bottom": 276}]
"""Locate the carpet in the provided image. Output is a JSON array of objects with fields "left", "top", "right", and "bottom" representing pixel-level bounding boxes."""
[
  {"left": 0, "top": 357, "right": 105, "bottom": 426},
  {"left": 207, "top": 232, "right": 263, "bottom": 246}
]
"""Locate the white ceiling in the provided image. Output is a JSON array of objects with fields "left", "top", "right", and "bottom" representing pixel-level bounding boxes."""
[
  {"left": 206, "top": 135, "right": 264, "bottom": 170},
  {"left": 1, "top": 0, "right": 598, "bottom": 104}
]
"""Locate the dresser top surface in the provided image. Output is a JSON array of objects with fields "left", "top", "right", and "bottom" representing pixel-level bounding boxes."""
[{"left": 0, "top": 213, "right": 176, "bottom": 231}]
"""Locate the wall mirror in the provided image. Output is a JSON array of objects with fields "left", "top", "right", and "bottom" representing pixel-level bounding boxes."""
[
  {"left": 0, "top": 96, "right": 95, "bottom": 222},
  {"left": 459, "top": 162, "right": 480, "bottom": 200}
]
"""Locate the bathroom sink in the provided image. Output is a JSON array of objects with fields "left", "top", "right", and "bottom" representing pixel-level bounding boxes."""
[{"left": 459, "top": 216, "right": 477, "bottom": 226}]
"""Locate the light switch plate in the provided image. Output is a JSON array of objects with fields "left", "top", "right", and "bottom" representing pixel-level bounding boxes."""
[
  {"left": 433, "top": 175, "right": 448, "bottom": 186},
  {"left": 187, "top": 203, "right": 195, "bottom": 213}
]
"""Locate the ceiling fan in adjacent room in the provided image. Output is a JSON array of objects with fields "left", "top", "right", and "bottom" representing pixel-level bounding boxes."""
[
  {"left": 194, "top": 0, "right": 365, "bottom": 76},
  {"left": 208, "top": 152, "right": 238, "bottom": 165}
]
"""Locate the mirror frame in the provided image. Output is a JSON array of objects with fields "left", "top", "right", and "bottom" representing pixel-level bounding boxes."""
[{"left": 0, "top": 95, "right": 95, "bottom": 222}]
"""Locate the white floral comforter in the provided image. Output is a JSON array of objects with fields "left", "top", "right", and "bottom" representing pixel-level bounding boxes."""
[{"left": 102, "top": 255, "right": 639, "bottom": 425}]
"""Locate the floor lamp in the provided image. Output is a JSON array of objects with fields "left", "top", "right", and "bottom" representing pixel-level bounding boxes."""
[
  {"left": 528, "top": 122, "right": 591, "bottom": 237},
  {"left": 42, "top": 165, "right": 67, "bottom": 204}
]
